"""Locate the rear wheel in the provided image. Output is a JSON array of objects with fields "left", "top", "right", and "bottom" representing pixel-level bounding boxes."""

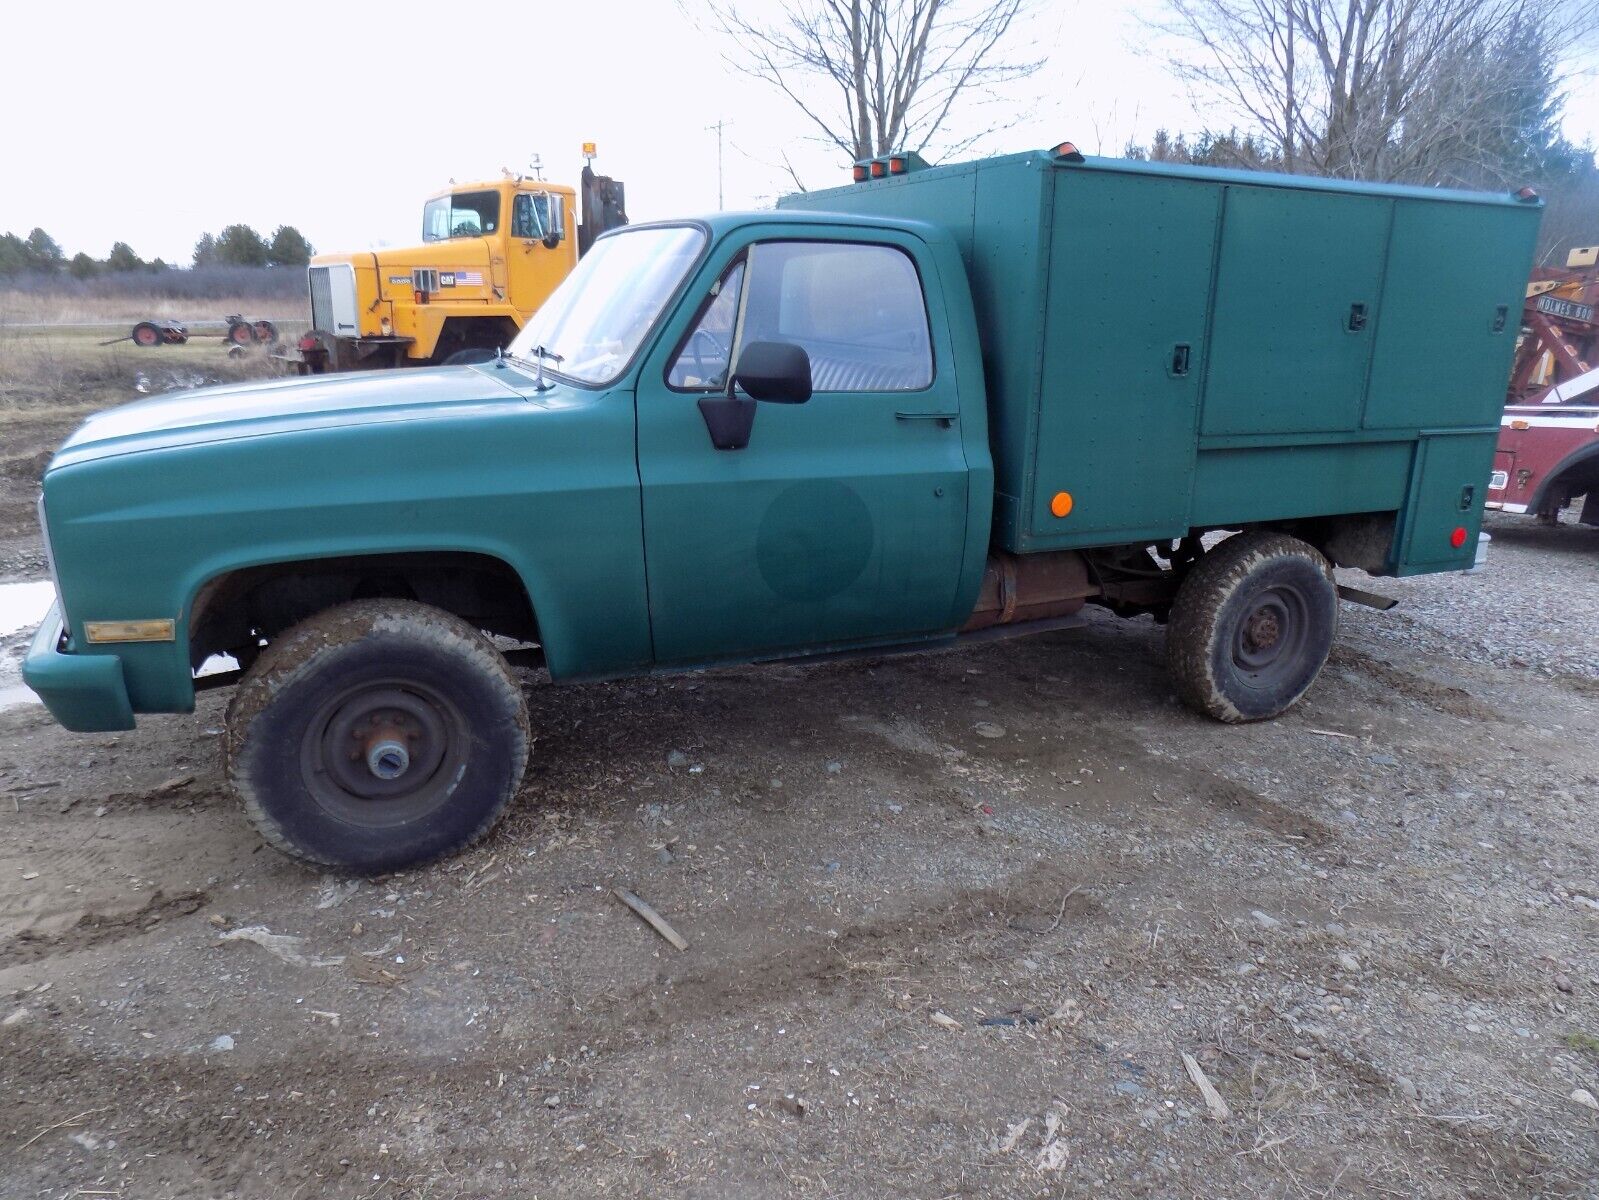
[
  {"left": 132, "top": 321, "right": 162, "bottom": 347},
  {"left": 227, "top": 321, "right": 256, "bottom": 346},
  {"left": 224, "top": 600, "right": 529, "bottom": 872},
  {"left": 1166, "top": 531, "right": 1337, "bottom": 723}
]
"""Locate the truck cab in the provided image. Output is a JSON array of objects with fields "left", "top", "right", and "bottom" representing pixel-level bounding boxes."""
[{"left": 301, "top": 168, "right": 624, "bottom": 372}]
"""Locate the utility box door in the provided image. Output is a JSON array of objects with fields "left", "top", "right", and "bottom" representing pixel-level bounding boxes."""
[
  {"left": 1400, "top": 431, "right": 1496, "bottom": 570},
  {"left": 1364, "top": 199, "right": 1533, "bottom": 430},
  {"left": 1201, "top": 187, "right": 1390, "bottom": 436},
  {"left": 1027, "top": 170, "right": 1220, "bottom": 548}
]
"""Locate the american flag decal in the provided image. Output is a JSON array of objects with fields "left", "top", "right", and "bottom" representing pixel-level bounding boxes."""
[{"left": 455, "top": 270, "right": 483, "bottom": 286}]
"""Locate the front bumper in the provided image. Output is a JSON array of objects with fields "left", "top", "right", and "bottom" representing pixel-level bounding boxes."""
[{"left": 21, "top": 603, "right": 136, "bottom": 732}]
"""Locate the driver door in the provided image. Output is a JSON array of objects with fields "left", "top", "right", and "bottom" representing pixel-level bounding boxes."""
[{"left": 635, "top": 227, "right": 971, "bottom": 665}]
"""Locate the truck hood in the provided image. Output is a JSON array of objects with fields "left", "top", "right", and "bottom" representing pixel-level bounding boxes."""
[{"left": 51, "top": 366, "right": 528, "bottom": 468}]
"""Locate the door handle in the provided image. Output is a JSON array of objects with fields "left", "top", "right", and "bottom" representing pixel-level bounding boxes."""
[{"left": 896, "top": 411, "right": 959, "bottom": 426}]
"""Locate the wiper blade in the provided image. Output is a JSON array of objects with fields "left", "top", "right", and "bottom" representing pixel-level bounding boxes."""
[{"left": 510, "top": 344, "right": 565, "bottom": 391}]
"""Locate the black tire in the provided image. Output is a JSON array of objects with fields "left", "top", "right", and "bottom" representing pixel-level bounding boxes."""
[
  {"left": 227, "top": 321, "right": 256, "bottom": 346},
  {"left": 132, "top": 321, "right": 162, "bottom": 347},
  {"left": 1166, "top": 531, "right": 1337, "bottom": 723},
  {"left": 253, "top": 320, "right": 279, "bottom": 345},
  {"left": 442, "top": 347, "right": 497, "bottom": 366},
  {"left": 224, "top": 600, "right": 530, "bottom": 872}
]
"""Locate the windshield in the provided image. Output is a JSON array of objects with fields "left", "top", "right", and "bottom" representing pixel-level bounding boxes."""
[
  {"left": 507, "top": 226, "right": 705, "bottom": 385},
  {"left": 422, "top": 190, "right": 500, "bottom": 241}
]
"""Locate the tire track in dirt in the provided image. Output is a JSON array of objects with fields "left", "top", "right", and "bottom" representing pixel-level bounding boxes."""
[
  {"left": 0, "top": 888, "right": 208, "bottom": 968},
  {"left": 1331, "top": 646, "right": 1502, "bottom": 721},
  {"left": 570, "top": 860, "right": 1105, "bottom": 1044}
]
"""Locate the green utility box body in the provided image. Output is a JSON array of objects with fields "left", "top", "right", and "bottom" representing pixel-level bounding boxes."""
[{"left": 781, "top": 151, "right": 1542, "bottom": 574}]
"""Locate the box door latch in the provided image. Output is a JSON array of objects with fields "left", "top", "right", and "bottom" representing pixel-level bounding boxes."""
[
  {"left": 1169, "top": 343, "right": 1191, "bottom": 377},
  {"left": 1347, "top": 302, "right": 1369, "bottom": 332}
]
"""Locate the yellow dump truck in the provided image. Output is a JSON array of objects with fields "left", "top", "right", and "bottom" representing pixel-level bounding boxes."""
[{"left": 295, "top": 161, "right": 626, "bottom": 372}]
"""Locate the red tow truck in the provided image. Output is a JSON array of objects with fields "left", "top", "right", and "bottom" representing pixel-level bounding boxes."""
[{"left": 1488, "top": 246, "right": 1599, "bottom": 527}]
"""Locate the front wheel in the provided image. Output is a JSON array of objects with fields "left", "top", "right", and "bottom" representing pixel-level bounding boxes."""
[
  {"left": 1166, "top": 531, "right": 1338, "bottom": 723},
  {"left": 224, "top": 600, "right": 530, "bottom": 871}
]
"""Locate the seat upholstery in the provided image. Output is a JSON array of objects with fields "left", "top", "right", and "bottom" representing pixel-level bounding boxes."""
[{"left": 808, "top": 353, "right": 926, "bottom": 393}]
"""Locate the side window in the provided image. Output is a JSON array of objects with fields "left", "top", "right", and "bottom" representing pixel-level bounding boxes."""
[
  {"left": 742, "top": 241, "right": 933, "bottom": 392},
  {"left": 667, "top": 260, "right": 746, "bottom": 390},
  {"left": 513, "top": 193, "right": 565, "bottom": 242}
]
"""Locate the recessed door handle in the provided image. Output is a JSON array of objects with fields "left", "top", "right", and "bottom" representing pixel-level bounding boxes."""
[{"left": 896, "top": 411, "right": 959, "bottom": 424}]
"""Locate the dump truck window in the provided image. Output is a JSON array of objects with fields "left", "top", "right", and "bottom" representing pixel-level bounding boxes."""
[
  {"left": 667, "top": 260, "right": 747, "bottom": 390},
  {"left": 422, "top": 191, "right": 501, "bottom": 242},
  {"left": 741, "top": 241, "right": 932, "bottom": 392},
  {"left": 513, "top": 193, "right": 566, "bottom": 242}
]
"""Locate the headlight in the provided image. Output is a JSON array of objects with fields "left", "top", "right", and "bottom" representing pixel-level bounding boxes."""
[{"left": 36, "top": 492, "right": 70, "bottom": 633}]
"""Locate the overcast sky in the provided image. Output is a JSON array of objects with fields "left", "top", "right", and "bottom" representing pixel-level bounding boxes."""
[{"left": 5, "top": 0, "right": 1597, "bottom": 262}]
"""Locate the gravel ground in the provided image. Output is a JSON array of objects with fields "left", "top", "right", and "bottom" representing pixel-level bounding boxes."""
[{"left": 0, "top": 402, "right": 1596, "bottom": 1198}]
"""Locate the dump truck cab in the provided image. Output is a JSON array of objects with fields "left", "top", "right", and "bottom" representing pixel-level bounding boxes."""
[{"left": 299, "top": 164, "right": 626, "bottom": 372}]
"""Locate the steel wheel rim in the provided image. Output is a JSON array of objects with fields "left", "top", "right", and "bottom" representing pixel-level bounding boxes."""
[
  {"left": 1231, "top": 584, "right": 1310, "bottom": 682},
  {"left": 299, "top": 680, "right": 467, "bottom": 828}
]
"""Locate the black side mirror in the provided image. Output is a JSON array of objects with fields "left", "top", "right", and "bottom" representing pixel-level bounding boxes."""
[{"left": 733, "top": 341, "right": 812, "bottom": 404}]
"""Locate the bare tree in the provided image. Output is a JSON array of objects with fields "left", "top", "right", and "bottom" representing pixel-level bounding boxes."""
[
  {"left": 708, "top": 0, "right": 1043, "bottom": 162},
  {"left": 1160, "top": 0, "right": 1598, "bottom": 185}
]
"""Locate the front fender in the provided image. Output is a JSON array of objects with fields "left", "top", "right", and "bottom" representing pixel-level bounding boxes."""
[{"left": 43, "top": 387, "right": 651, "bottom": 716}]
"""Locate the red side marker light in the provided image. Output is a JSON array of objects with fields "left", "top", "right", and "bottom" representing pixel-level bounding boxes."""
[
  {"left": 888, "top": 156, "right": 907, "bottom": 175},
  {"left": 869, "top": 159, "right": 888, "bottom": 179},
  {"left": 1450, "top": 526, "right": 1468, "bottom": 549},
  {"left": 852, "top": 163, "right": 868, "bottom": 183},
  {"left": 1053, "top": 141, "right": 1085, "bottom": 163}
]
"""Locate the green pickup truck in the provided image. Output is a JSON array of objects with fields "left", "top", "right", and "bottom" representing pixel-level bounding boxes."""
[{"left": 25, "top": 145, "right": 1540, "bottom": 871}]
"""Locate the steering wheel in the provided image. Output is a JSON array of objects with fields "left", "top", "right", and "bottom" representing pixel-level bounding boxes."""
[{"left": 687, "top": 328, "right": 729, "bottom": 385}]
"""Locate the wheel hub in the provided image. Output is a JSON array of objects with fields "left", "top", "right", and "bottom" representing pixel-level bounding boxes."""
[
  {"left": 1232, "top": 587, "right": 1307, "bottom": 675},
  {"left": 366, "top": 736, "right": 411, "bottom": 780},
  {"left": 1243, "top": 607, "right": 1281, "bottom": 653},
  {"left": 302, "top": 682, "right": 466, "bottom": 828}
]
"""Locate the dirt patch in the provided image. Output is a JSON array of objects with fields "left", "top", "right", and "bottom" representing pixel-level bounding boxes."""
[{"left": 0, "top": 579, "right": 1595, "bottom": 1197}]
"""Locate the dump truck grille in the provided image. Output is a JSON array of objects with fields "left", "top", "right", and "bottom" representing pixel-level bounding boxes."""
[{"left": 309, "top": 267, "right": 333, "bottom": 332}]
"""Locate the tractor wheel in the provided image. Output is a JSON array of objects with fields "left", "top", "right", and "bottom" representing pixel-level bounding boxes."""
[
  {"left": 1166, "top": 531, "right": 1338, "bottom": 723},
  {"left": 228, "top": 321, "right": 256, "bottom": 346},
  {"left": 253, "top": 320, "right": 279, "bottom": 345},
  {"left": 132, "top": 321, "right": 162, "bottom": 348},
  {"left": 224, "top": 600, "right": 529, "bottom": 872}
]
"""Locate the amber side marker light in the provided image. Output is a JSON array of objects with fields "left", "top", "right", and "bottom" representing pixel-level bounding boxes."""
[
  {"left": 1052, "top": 141, "right": 1086, "bottom": 163},
  {"left": 869, "top": 159, "right": 888, "bottom": 179},
  {"left": 852, "top": 162, "right": 869, "bottom": 183},
  {"left": 1050, "top": 491, "right": 1074, "bottom": 518},
  {"left": 1510, "top": 418, "right": 1530, "bottom": 429},
  {"left": 1450, "top": 526, "right": 1469, "bottom": 549}
]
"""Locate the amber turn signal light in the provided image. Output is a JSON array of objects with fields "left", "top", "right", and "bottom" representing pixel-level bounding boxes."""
[{"left": 1050, "top": 491, "right": 1074, "bottom": 518}]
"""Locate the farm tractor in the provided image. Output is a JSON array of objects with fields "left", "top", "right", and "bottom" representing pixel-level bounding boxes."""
[{"left": 289, "top": 150, "right": 627, "bottom": 373}]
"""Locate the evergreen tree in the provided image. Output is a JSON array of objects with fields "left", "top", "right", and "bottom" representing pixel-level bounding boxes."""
[
  {"left": 213, "top": 224, "right": 271, "bottom": 267},
  {"left": 68, "top": 251, "right": 100, "bottom": 279},
  {"left": 105, "top": 241, "right": 144, "bottom": 273},
  {"left": 267, "top": 225, "right": 314, "bottom": 267}
]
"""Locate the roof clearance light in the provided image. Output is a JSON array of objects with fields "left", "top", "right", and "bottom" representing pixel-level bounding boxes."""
[
  {"left": 852, "top": 163, "right": 869, "bottom": 183},
  {"left": 1053, "top": 141, "right": 1086, "bottom": 163},
  {"left": 1515, "top": 186, "right": 1540, "bottom": 203},
  {"left": 869, "top": 159, "right": 888, "bottom": 179},
  {"left": 888, "top": 156, "right": 908, "bottom": 175},
  {"left": 1450, "top": 526, "right": 1469, "bottom": 549}
]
